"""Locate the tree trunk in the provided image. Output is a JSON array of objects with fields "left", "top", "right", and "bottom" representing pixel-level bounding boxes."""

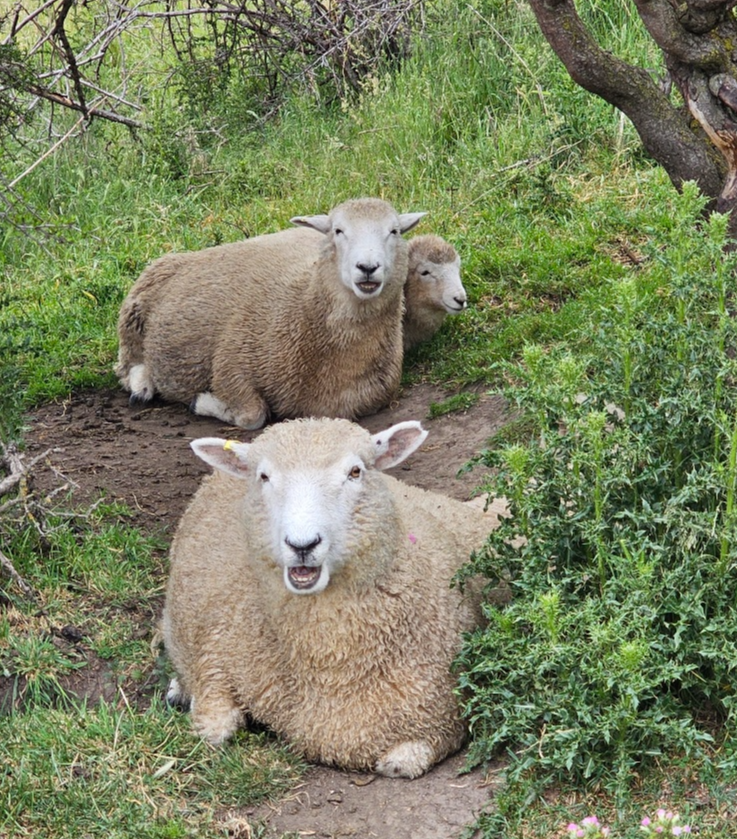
[{"left": 528, "top": 0, "right": 737, "bottom": 233}]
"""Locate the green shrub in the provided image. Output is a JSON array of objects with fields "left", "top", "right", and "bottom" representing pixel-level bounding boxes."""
[{"left": 458, "top": 183, "right": 737, "bottom": 798}]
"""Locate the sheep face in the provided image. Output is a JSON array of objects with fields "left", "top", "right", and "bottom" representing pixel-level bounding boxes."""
[
  {"left": 291, "top": 198, "right": 426, "bottom": 300},
  {"left": 190, "top": 418, "right": 428, "bottom": 595},
  {"left": 415, "top": 252, "right": 466, "bottom": 314}
]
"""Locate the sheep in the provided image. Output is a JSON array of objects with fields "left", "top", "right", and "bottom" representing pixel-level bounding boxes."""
[
  {"left": 161, "top": 417, "right": 498, "bottom": 778},
  {"left": 115, "top": 198, "right": 426, "bottom": 429},
  {"left": 403, "top": 234, "right": 467, "bottom": 351}
]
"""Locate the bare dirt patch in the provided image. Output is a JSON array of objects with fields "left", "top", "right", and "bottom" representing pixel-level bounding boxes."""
[
  {"left": 22, "top": 383, "right": 506, "bottom": 535},
  {"left": 20, "top": 382, "right": 508, "bottom": 839}
]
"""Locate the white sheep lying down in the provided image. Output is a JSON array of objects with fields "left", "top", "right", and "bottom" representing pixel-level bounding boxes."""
[
  {"left": 162, "top": 417, "right": 497, "bottom": 778},
  {"left": 115, "top": 198, "right": 425, "bottom": 429},
  {"left": 404, "top": 234, "right": 467, "bottom": 351}
]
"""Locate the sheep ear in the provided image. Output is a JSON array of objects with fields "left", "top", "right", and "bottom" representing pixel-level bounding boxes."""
[
  {"left": 290, "top": 214, "right": 332, "bottom": 234},
  {"left": 372, "top": 421, "right": 428, "bottom": 470},
  {"left": 190, "top": 437, "right": 251, "bottom": 478},
  {"left": 398, "top": 212, "right": 427, "bottom": 234}
]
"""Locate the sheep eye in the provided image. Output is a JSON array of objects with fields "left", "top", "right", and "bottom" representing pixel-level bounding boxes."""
[
  {"left": 390, "top": 228, "right": 398, "bottom": 236},
  {"left": 348, "top": 465, "right": 362, "bottom": 480},
  {"left": 334, "top": 227, "right": 343, "bottom": 236},
  {"left": 420, "top": 270, "right": 431, "bottom": 276},
  {"left": 260, "top": 472, "right": 269, "bottom": 483}
]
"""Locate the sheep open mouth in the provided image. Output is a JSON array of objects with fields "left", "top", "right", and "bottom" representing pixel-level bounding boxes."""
[
  {"left": 287, "top": 565, "right": 322, "bottom": 590},
  {"left": 356, "top": 281, "right": 381, "bottom": 294}
]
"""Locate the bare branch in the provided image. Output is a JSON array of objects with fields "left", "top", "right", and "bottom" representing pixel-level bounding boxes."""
[
  {"left": 51, "top": 0, "right": 88, "bottom": 115},
  {"left": 0, "top": 548, "right": 37, "bottom": 602},
  {"left": 20, "top": 82, "right": 145, "bottom": 127},
  {"left": 2, "top": 0, "right": 59, "bottom": 43},
  {"left": 7, "top": 111, "right": 86, "bottom": 189}
]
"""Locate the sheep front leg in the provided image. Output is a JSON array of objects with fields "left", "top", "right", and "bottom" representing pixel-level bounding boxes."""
[
  {"left": 166, "top": 677, "right": 241, "bottom": 745},
  {"left": 375, "top": 740, "right": 436, "bottom": 779},
  {"left": 191, "top": 391, "right": 268, "bottom": 430},
  {"left": 190, "top": 687, "right": 243, "bottom": 746}
]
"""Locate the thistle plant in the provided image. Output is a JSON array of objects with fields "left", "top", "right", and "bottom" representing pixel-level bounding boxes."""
[{"left": 457, "top": 183, "right": 737, "bottom": 796}]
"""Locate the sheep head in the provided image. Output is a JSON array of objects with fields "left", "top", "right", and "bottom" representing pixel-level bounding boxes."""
[
  {"left": 291, "top": 198, "right": 426, "bottom": 300},
  {"left": 408, "top": 235, "right": 467, "bottom": 314},
  {"left": 190, "top": 418, "right": 428, "bottom": 595}
]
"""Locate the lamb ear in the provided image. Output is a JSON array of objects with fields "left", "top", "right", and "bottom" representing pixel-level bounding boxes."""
[
  {"left": 398, "top": 212, "right": 427, "bottom": 234},
  {"left": 290, "top": 214, "right": 332, "bottom": 234},
  {"left": 190, "top": 437, "right": 251, "bottom": 478},
  {"left": 372, "top": 421, "right": 428, "bottom": 470}
]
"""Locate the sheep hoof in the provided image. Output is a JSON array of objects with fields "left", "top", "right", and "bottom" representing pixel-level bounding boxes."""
[
  {"left": 192, "top": 705, "right": 242, "bottom": 746},
  {"left": 192, "top": 392, "right": 268, "bottom": 430},
  {"left": 375, "top": 740, "right": 435, "bottom": 779},
  {"left": 165, "top": 677, "right": 191, "bottom": 712},
  {"left": 128, "top": 364, "right": 154, "bottom": 404},
  {"left": 191, "top": 392, "right": 237, "bottom": 424},
  {"left": 232, "top": 408, "right": 268, "bottom": 431}
]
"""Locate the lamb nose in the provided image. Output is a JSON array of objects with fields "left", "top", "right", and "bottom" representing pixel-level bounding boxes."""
[{"left": 285, "top": 535, "right": 322, "bottom": 558}]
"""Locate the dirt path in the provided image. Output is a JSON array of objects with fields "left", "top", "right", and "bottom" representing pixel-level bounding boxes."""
[
  {"left": 24, "top": 383, "right": 506, "bottom": 531},
  {"left": 22, "top": 382, "right": 508, "bottom": 838}
]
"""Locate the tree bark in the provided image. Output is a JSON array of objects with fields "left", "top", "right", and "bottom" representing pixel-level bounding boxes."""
[{"left": 528, "top": 0, "right": 737, "bottom": 230}]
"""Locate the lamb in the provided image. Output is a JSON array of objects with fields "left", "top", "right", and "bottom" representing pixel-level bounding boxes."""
[
  {"left": 114, "top": 198, "right": 426, "bottom": 429},
  {"left": 403, "top": 234, "right": 467, "bottom": 351},
  {"left": 161, "top": 417, "right": 499, "bottom": 778}
]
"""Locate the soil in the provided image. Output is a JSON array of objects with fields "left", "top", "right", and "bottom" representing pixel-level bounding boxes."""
[
  {"left": 23, "top": 383, "right": 507, "bottom": 534},
  {"left": 20, "top": 382, "right": 509, "bottom": 838}
]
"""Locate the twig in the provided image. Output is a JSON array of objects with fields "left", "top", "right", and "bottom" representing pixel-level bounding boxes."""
[
  {"left": 7, "top": 111, "right": 87, "bottom": 189},
  {"left": 0, "top": 444, "right": 62, "bottom": 494},
  {"left": 3, "top": 0, "right": 59, "bottom": 43},
  {"left": 20, "top": 84, "right": 146, "bottom": 129},
  {"left": 0, "top": 548, "right": 38, "bottom": 602}
]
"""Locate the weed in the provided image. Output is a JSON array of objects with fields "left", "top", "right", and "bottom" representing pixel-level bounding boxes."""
[
  {"left": 457, "top": 184, "right": 737, "bottom": 808},
  {"left": 428, "top": 392, "right": 481, "bottom": 418}
]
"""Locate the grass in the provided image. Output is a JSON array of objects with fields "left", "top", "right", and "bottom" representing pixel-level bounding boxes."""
[
  {"left": 0, "top": 702, "right": 303, "bottom": 838},
  {"left": 1, "top": 0, "right": 735, "bottom": 835}
]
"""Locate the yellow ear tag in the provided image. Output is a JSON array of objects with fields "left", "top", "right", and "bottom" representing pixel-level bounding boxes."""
[{"left": 223, "top": 440, "right": 239, "bottom": 452}]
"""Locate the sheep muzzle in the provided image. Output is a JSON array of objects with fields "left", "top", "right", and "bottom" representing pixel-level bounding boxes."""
[
  {"left": 287, "top": 565, "right": 322, "bottom": 591},
  {"left": 356, "top": 280, "right": 381, "bottom": 295}
]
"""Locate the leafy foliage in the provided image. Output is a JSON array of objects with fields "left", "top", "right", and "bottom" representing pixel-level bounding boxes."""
[{"left": 458, "top": 183, "right": 737, "bottom": 796}]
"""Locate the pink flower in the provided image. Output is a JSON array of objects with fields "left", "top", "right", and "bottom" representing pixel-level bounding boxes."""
[
  {"left": 567, "top": 825, "right": 580, "bottom": 834},
  {"left": 641, "top": 818, "right": 651, "bottom": 827}
]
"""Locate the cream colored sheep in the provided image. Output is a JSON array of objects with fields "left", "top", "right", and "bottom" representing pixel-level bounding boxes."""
[
  {"left": 115, "top": 198, "right": 425, "bottom": 429},
  {"left": 161, "top": 417, "right": 500, "bottom": 778},
  {"left": 403, "top": 234, "right": 467, "bottom": 351}
]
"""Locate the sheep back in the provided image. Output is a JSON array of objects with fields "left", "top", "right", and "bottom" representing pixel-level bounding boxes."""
[{"left": 117, "top": 227, "right": 323, "bottom": 403}]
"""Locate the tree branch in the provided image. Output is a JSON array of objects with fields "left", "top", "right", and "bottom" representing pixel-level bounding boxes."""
[
  {"left": 23, "top": 82, "right": 146, "bottom": 128},
  {"left": 527, "top": 0, "right": 725, "bottom": 199},
  {"left": 52, "top": 0, "right": 88, "bottom": 116},
  {"left": 633, "top": 0, "right": 734, "bottom": 66}
]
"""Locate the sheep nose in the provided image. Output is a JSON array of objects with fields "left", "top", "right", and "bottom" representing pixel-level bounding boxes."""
[
  {"left": 285, "top": 535, "right": 322, "bottom": 560},
  {"left": 454, "top": 295, "right": 467, "bottom": 308},
  {"left": 357, "top": 262, "right": 379, "bottom": 278}
]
